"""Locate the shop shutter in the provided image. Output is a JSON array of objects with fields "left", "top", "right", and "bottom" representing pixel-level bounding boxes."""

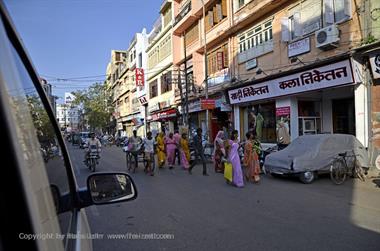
[{"left": 281, "top": 17, "right": 290, "bottom": 42}]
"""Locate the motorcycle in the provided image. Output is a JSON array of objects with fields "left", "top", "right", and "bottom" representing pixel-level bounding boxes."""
[{"left": 86, "top": 145, "right": 100, "bottom": 172}]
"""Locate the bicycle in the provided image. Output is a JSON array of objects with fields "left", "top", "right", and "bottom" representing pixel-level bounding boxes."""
[{"left": 330, "top": 151, "right": 366, "bottom": 185}]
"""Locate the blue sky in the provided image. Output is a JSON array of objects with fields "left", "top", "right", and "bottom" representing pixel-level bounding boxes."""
[{"left": 4, "top": 0, "right": 162, "bottom": 103}]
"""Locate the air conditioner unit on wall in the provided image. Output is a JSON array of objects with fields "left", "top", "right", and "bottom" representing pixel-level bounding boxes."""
[{"left": 315, "top": 25, "right": 340, "bottom": 50}]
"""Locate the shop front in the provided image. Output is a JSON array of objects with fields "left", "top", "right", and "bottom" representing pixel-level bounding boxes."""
[
  {"left": 187, "top": 96, "right": 232, "bottom": 140},
  {"left": 228, "top": 58, "right": 368, "bottom": 146},
  {"left": 148, "top": 108, "right": 178, "bottom": 134}
]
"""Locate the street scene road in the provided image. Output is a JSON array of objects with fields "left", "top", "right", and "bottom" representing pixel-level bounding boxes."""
[{"left": 67, "top": 143, "right": 380, "bottom": 251}]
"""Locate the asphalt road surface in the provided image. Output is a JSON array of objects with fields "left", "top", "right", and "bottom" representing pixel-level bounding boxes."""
[{"left": 67, "top": 144, "right": 380, "bottom": 251}]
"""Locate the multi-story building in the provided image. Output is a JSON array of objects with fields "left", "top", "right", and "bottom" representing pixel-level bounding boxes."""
[
  {"left": 173, "top": 0, "right": 375, "bottom": 151},
  {"left": 228, "top": 0, "right": 368, "bottom": 148},
  {"left": 146, "top": 1, "right": 177, "bottom": 134},
  {"left": 106, "top": 50, "right": 128, "bottom": 136},
  {"left": 126, "top": 29, "right": 149, "bottom": 137},
  {"left": 107, "top": 30, "right": 149, "bottom": 138},
  {"left": 173, "top": 0, "right": 234, "bottom": 140},
  {"left": 56, "top": 92, "right": 82, "bottom": 131}
]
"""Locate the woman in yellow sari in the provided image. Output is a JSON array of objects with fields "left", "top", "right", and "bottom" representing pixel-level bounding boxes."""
[
  {"left": 156, "top": 132, "right": 166, "bottom": 168},
  {"left": 179, "top": 133, "right": 190, "bottom": 169}
]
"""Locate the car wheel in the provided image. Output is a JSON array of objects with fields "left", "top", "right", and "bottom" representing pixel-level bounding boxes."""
[{"left": 299, "top": 171, "right": 316, "bottom": 184}]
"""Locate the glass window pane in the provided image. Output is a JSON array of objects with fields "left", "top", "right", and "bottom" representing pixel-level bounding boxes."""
[{"left": 4, "top": 35, "right": 73, "bottom": 237}]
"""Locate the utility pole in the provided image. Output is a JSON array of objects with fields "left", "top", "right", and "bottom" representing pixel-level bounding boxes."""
[
  {"left": 183, "top": 31, "right": 189, "bottom": 129},
  {"left": 201, "top": 0, "right": 209, "bottom": 141}
]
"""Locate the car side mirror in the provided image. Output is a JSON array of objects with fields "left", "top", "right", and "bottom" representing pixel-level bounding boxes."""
[{"left": 87, "top": 172, "right": 137, "bottom": 205}]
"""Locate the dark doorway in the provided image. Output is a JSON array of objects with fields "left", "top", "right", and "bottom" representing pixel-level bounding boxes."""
[{"left": 332, "top": 98, "right": 355, "bottom": 135}]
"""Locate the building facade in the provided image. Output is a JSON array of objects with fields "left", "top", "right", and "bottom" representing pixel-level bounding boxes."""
[{"left": 146, "top": 1, "right": 177, "bottom": 134}]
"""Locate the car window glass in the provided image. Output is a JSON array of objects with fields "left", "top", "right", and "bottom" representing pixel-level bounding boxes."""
[{"left": 1, "top": 27, "right": 73, "bottom": 237}]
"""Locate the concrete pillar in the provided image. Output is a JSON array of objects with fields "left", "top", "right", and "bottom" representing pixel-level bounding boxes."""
[
  {"left": 355, "top": 83, "right": 369, "bottom": 147},
  {"left": 233, "top": 105, "right": 240, "bottom": 139}
]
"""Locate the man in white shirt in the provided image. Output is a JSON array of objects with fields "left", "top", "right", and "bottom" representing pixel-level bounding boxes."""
[
  {"left": 84, "top": 133, "right": 101, "bottom": 163},
  {"left": 143, "top": 131, "right": 155, "bottom": 176}
]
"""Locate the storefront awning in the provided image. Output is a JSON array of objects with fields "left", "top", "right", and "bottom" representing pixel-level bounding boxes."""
[{"left": 149, "top": 108, "right": 177, "bottom": 121}]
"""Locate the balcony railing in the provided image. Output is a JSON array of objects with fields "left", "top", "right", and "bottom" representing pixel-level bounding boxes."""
[{"left": 174, "top": 1, "right": 191, "bottom": 26}]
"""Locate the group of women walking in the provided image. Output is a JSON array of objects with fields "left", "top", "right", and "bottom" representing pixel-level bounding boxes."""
[
  {"left": 213, "top": 129, "right": 261, "bottom": 188},
  {"left": 154, "top": 131, "right": 191, "bottom": 171},
  {"left": 140, "top": 128, "right": 261, "bottom": 189}
]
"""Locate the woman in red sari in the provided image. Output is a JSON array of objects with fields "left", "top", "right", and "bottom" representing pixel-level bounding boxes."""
[{"left": 243, "top": 132, "right": 260, "bottom": 183}]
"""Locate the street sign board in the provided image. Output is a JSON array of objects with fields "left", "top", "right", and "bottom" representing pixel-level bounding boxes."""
[
  {"left": 135, "top": 68, "right": 144, "bottom": 86},
  {"left": 201, "top": 99, "right": 215, "bottom": 110}
]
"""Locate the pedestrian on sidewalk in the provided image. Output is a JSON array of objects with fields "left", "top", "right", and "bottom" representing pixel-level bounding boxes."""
[
  {"left": 188, "top": 128, "right": 208, "bottom": 176},
  {"left": 229, "top": 130, "right": 244, "bottom": 188},
  {"left": 173, "top": 130, "right": 181, "bottom": 166},
  {"left": 165, "top": 132, "right": 177, "bottom": 169},
  {"left": 156, "top": 131, "right": 166, "bottom": 168},
  {"left": 243, "top": 132, "right": 260, "bottom": 183},
  {"left": 213, "top": 130, "right": 226, "bottom": 173},
  {"left": 179, "top": 132, "right": 190, "bottom": 170},
  {"left": 143, "top": 131, "right": 155, "bottom": 176}
]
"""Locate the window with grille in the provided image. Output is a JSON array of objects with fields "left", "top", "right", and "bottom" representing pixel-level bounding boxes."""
[
  {"left": 161, "top": 71, "right": 172, "bottom": 94},
  {"left": 150, "top": 79, "right": 158, "bottom": 99},
  {"left": 238, "top": 19, "right": 273, "bottom": 53}
]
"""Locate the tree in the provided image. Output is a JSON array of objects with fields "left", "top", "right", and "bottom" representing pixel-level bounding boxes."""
[{"left": 71, "top": 82, "right": 113, "bottom": 132}]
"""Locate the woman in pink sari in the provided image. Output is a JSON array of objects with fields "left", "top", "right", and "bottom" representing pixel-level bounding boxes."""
[
  {"left": 228, "top": 130, "right": 244, "bottom": 188},
  {"left": 165, "top": 132, "right": 177, "bottom": 169}
]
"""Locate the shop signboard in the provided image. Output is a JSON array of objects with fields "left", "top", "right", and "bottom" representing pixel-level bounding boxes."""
[
  {"left": 288, "top": 37, "right": 310, "bottom": 58},
  {"left": 245, "top": 58, "right": 257, "bottom": 70},
  {"left": 228, "top": 59, "right": 354, "bottom": 105},
  {"left": 201, "top": 99, "right": 215, "bottom": 110},
  {"left": 188, "top": 100, "right": 201, "bottom": 113},
  {"left": 138, "top": 95, "right": 148, "bottom": 105},
  {"left": 207, "top": 68, "right": 230, "bottom": 87},
  {"left": 369, "top": 51, "right": 380, "bottom": 79}
]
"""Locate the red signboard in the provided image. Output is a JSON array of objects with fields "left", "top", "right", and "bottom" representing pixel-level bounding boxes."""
[
  {"left": 276, "top": 106, "right": 290, "bottom": 116},
  {"left": 201, "top": 99, "right": 215, "bottom": 110},
  {"left": 135, "top": 68, "right": 144, "bottom": 87}
]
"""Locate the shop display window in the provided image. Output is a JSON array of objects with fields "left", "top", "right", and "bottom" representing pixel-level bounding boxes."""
[{"left": 247, "top": 102, "right": 276, "bottom": 143}]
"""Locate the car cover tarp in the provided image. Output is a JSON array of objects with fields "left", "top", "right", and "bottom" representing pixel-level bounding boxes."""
[{"left": 265, "top": 134, "right": 369, "bottom": 173}]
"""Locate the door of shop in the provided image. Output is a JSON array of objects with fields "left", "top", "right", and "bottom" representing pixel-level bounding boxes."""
[{"left": 332, "top": 98, "right": 355, "bottom": 135}]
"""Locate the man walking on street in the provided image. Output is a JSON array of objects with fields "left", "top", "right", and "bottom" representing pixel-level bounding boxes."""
[{"left": 189, "top": 128, "right": 208, "bottom": 176}]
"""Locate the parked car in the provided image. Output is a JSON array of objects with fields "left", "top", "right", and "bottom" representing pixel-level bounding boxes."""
[
  {"left": 0, "top": 2, "right": 137, "bottom": 250},
  {"left": 264, "top": 134, "right": 369, "bottom": 184}
]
